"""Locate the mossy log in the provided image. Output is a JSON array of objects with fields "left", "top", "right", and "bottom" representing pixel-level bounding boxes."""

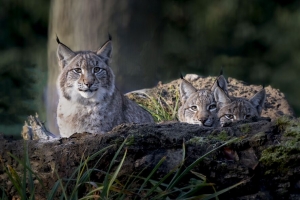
[{"left": 1, "top": 117, "right": 300, "bottom": 199}]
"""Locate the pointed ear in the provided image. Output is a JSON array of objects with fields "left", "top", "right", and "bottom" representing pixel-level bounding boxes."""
[
  {"left": 211, "top": 75, "right": 228, "bottom": 94},
  {"left": 96, "top": 40, "right": 112, "bottom": 61},
  {"left": 214, "top": 86, "right": 231, "bottom": 105},
  {"left": 179, "top": 79, "right": 197, "bottom": 104},
  {"left": 250, "top": 88, "right": 266, "bottom": 115},
  {"left": 56, "top": 41, "right": 76, "bottom": 69}
]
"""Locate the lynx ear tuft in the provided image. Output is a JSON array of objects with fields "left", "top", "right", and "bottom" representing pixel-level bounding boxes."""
[
  {"left": 180, "top": 73, "right": 184, "bottom": 79},
  {"left": 108, "top": 33, "right": 112, "bottom": 41},
  {"left": 56, "top": 34, "right": 61, "bottom": 44},
  {"left": 56, "top": 38, "right": 76, "bottom": 69},
  {"left": 219, "top": 66, "right": 224, "bottom": 75}
]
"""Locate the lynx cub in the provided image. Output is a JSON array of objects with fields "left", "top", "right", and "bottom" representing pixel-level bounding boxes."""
[
  {"left": 214, "top": 85, "right": 266, "bottom": 126},
  {"left": 56, "top": 37, "right": 154, "bottom": 137},
  {"left": 178, "top": 75, "right": 228, "bottom": 127}
]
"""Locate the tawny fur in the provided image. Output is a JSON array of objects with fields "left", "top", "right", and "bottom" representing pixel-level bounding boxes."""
[
  {"left": 214, "top": 85, "right": 266, "bottom": 126},
  {"left": 177, "top": 75, "right": 227, "bottom": 127},
  {"left": 56, "top": 38, "right": 153, "bottom": 137}
]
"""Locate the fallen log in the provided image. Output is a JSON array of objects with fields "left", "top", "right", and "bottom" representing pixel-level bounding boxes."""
[{"left": 1, "top": 116, "right": 300, "bottom": 199}]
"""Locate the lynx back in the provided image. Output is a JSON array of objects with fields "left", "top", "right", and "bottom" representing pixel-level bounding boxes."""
[{"left": 56, "top": 37, "right": 153, "bottom": 137}]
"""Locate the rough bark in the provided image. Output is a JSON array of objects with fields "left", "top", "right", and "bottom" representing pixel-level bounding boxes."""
[{"left": 1, "top": 117, "right": 300, "bottom": 199}]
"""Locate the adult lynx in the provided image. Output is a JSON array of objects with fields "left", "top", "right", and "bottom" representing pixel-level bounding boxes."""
[
  {"left": 214, "top": 85, "right": 266, "bottom": 126},
  {"left": 178, "top": 75, "right": 227, "bottom": 127},
  {"left": 56, "top": 37, "right": 154, "bottom": 137}
]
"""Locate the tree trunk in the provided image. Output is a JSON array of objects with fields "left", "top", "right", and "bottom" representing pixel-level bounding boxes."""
[{"left": 47, "top": 0, "right": 163, "bottom": 134}]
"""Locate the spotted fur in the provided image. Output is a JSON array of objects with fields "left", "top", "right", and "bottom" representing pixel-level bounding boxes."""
[
  {"left": 178, "top": 75, "right": 227, "bottom": 127},
  {"left": 56, "top": 38, "right": 153, "bottom": 137},
  {"left": 214, "top": 86, "right": 266, "bottom": 126}
]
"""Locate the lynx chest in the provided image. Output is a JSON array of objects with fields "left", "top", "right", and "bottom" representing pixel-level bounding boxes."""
[{"left": 57, "top": 99, "right": 123, "bottom": 137}]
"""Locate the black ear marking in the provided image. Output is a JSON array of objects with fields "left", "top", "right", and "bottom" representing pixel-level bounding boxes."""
[
  {"left": 180, "top": 73, "right": 184, "bottom": 79},
  {"left": 220, "top": 66, "right": 224, "bottom": 75},
  {"left": 56, "top": 34, "right": 61, "bottom": 44}
]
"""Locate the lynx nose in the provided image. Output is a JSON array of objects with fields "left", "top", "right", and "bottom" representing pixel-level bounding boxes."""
[
  {"left": 84, "top": 82, "right": 92, "bottom": 88},
  {"left": 83, "top": 79, "right": 94, "bottom": 88},
  {"left": 199, "top": 117, "right": 207, "bottom": 124}
]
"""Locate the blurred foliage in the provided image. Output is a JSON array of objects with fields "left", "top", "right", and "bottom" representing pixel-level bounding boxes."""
[
  {"left": 0, "top": 0, "right": 49, "bottom": 136},
  {"left": 1, "top": 0, "right": 300, "bottom": 136},
  {"left": 160, "top": 0, "right": 300, "bottom": 115}
]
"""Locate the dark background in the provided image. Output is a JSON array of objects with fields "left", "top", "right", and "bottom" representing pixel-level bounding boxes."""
[{"left": 1, "top": 0, "right": 300, "bottom": 136}]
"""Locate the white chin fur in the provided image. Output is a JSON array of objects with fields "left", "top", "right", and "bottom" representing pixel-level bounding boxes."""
[{"left": 79, "top": 90, "right": 96, "bottom": 98}]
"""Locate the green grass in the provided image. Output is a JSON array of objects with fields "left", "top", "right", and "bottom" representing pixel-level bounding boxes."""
[
  {"left": 129, "top": 88, "right": 180, "bottom": 122},
  {"left": 1, "top": 141, "right": 45, "bottom": 200},
  {"left": 1, "top": 137, "right": 243, "bottom": 199},
  {"left": 141, "top": 91, "right": 179, "bottom": 122}
]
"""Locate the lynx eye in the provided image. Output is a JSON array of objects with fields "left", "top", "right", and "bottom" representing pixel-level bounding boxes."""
[
  {"left": 73, "top": 68, "right": 82, "bottom": 74},
  {"left": 94, "top": 67, "right": 102, "bottom": 73},
  {"left": 208, "top": 104, "right": 216, "bottom": 110},
  {"left": 225, "top": 114, "right": 234, "bottom": 120},
  {"left": 190, "top": 106, "right": 197, "bottom": 111}
]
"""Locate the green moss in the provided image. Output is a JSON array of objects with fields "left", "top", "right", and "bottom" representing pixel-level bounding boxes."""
[
  {"left": 216, "top": 131, "right": 229, "bottom": 141},
  {"left": 282, "top": 118, "right": 300, "bottom": 147},
  {"left": 251, "top": 131, "right": 265, "bottom": 138},
  {"left": 240, "top": 124, "right": 251, "bottom": 134},
  {"left": 260, "top": 117, "right": 300, "bottom": 175},
  {"left": 249, "top": 132, "right": 266, "bottom": 146},
  {"left": 187, "top": 137, "right": 208, "bottom": 145},
  {"left": 284, "top": 124, "right": 300, "bottom": 138},
  {"left": 275, "top": 116, "right": 293, "bottom": 132},
  {"left": 260, "top": 144, "right": 300, "bottom": 175},
  {"left": 207, "top": 130, "right": 230, "bottom": 141}
]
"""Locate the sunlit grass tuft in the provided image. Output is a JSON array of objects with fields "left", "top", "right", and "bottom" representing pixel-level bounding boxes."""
[{"left": 128, "top": 87, "right": 180, "bottom": 122}]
